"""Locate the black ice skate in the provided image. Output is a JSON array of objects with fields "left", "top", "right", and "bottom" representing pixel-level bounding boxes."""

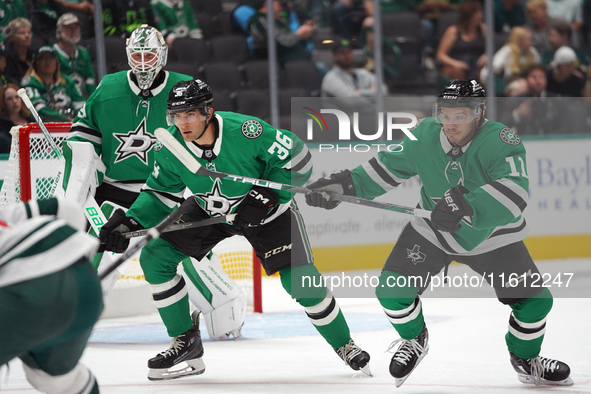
[
  {"left": 387, "top": 325, "right": 429, "bottom": 388},
  {"left": 335, "top": 339, "right": 372, "bottom": 376},
  {"left": 510, "top": 352, "right": 573, "bottom": 386},
  {"left": 147, "top": 311, "right": 205, "bottom": 381}
]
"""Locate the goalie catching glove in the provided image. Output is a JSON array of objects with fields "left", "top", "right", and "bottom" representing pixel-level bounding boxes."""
[
  {"left": 233, "top": 186, "right": 279, "bottom": 229},
  {"left": 430, "top": 184, "right": 473, "bottom": 233},
  {"left": 98, "top": 209, "right": 143, "bottom": 253},
  {"left": 305, "top": 170, "right": 356, "bottom": 209}
]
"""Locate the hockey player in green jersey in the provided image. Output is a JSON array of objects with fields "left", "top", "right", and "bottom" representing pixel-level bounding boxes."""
[
  {"left": 98, "top": 78, "right": 371, "bottom": 380},
  {"left": 63, "top": 24, "right": 192, "bottom": 209},
  {"left": 0, "top": 196, "right": 103, "bottom": 394},
  {"left": 306, "top": 80, "right": 573, "bottom": 387}
]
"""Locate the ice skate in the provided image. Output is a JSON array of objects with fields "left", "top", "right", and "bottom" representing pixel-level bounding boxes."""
[
  {"left": 510, "top": 352, "right": 573, "bottom": 386},
  {"left": 335, "top": 339, "right": 372, "bottom": 376},
  {"left": 147, "top": 311, "right": 205, "bottom": 381},
  {"left": 387, "top": 325, "right": 428, "bottom": 388}
]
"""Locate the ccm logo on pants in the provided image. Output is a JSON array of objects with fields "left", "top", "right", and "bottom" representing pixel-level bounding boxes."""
[{"left": 265, "top": 244, "right": 292, "bottom": 258}]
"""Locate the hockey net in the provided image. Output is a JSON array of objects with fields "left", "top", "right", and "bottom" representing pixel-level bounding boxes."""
[{"left": 0, "top": 122, "right": 262, "bottom": 314}]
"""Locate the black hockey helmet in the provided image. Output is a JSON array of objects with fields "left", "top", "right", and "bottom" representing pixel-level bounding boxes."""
[
  {"left": 433, "top": 79, "right": 486, "bottom": 126},
  {"left": 167, "top": 79, "right": 214, "bottom": 117}
]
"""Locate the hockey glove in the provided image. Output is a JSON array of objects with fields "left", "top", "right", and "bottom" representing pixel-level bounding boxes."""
[
  {"left": 98, "top": 209, "right": 143, "bottom": 253},
  {"left": 234, "top": 187, "right": 280, "bottom": 229},
  {"left": 305, "top": 170, "right": 356, "bottom": 210},
  {"left": 430, "top": 184, "right": 473, "bottom": 233}
]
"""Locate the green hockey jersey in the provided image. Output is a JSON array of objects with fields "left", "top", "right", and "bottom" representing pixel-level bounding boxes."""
[
  {"left": 21, "top": 71, "right": 85, "bottom": 121},
  {"left": 65, "top": 70, "right": 192, "bottom": 194},
  {"left": 127, "top": 112, "right": 313, "bottom": 228},
  {"left": 53, "top": 43, "right": 97, "bottom": 97},
  {"left": 152, "top": 0, "right": 201, "bottom": 39},
  {"left": 350, "top": 117, "right": 529, "bottom": 254}
]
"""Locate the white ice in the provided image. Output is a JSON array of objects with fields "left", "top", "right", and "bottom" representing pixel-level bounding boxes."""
[{"left": 2, "top": 258, "right": 591, "bottom": 393}]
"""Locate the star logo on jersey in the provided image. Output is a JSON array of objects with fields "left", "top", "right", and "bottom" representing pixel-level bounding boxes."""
[
  {"left": 241, "top": 120, "right": 263, "bottom": 139},
  {"left": 406, "top": 244, "right": 426, "bottom": 265},
  {"left": 113, "top": 118, "right": 157, "bottom": 165},
  {"left": 499, "top": 128, "right": 521, "bottom": 145},
  {"left": 194, "top": 180, "right": 244, "bottom": 216}
]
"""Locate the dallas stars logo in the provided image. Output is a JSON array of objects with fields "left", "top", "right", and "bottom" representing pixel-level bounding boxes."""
[
  {"left": 113, "top": 118, "right": 157, "bottom": 164},
  {"left": 406, "top": 244, "right": 426, "bottom": 265},
  {"left": 194, "top": 180, "right": 244, "bottom": 216}
]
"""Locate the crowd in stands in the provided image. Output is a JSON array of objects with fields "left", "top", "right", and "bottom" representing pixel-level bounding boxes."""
[{"left": 1, "top": 0, "right": 590, "bottom": 151}]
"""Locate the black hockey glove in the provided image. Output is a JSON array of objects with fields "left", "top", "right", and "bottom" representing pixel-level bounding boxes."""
[
  {"left": 234, "top": 187, "right": 280, "bottom": 229},
  {"left": 430, "top": 184, "right": 473, "bottom": 233},
  {"left": 305, "top": 170, "right": 356, "bottom": 210},
  {"left": 98, "top": 209, "right": 143, "bottom": 253}
]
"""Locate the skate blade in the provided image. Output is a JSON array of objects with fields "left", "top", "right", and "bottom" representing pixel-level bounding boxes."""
[
  {"left": 360, "top": 364, "right": 373, "bottom": 377},
  {"left": 517, "top": 373, "right": 574, "bottom": 386},
  {"left": 147, "top": 358, "right": 206, "bottom": 381},
  {"left": 394, "top": 349, "right": 428, "bottom": 388}
]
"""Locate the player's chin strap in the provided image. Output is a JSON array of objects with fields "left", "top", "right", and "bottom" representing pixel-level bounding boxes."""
[{"left": 192, "top": 110, "right": 213, "bottom": 141}]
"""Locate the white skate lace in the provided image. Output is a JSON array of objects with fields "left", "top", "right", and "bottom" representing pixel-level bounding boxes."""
[
  {"left": 529, "top": 356, "right": 559, "bottom": 385},
  {"left": 160, "top": 336, "right": 185, "bottom": 358},
  {"left": 336, "top": 340, "right": 362, "bottom": 365},
  {"left": 387, "top": 337, "right": 427, "bottom": 366}
]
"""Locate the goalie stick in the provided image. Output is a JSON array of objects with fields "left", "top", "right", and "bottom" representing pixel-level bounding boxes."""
[
  {"left": 154, "top": 128, "right": 431, "bottom": 219},
  {"left": 17, "top": 88, "right": 63, "bottom": 198},
  {"left": 99, "top": 208, "right": 184, "bottom": 280}
]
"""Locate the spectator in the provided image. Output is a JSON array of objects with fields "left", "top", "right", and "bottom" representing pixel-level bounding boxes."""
[
  {"left": 545, "top": 0, "right": 583, "bottom": 42},
  {"left": 3, "top": 18, "right": 33, "bottom": 84},
  {"left": 332, "top": 0, "right": 366, "bottom": 40},
  {"left": 436, "top": 0, "right": 487, "bottom": 81},
  {"left": 482, "top": 26, "right": 540, "bottom": 95},
  {"left": 494, "top": 0, "right": 528, "bottom": 33},
  {"left": 20, "top": 46, "right": 84, "bottom": 122},
  {"left": 525, "top": 0, "right": 558, "bottom": 53},
  {"left": 321, "top": 39, "right": 387, "bottom": 98},
  {"left": 0, "top": 83, "right": 34, "bottom": 152},
  {"left": 546, "top": 45, "right": 587, "bottom": 96},
  {"left": 52, "top": 13, "right": 96, "bottom": 98},
  {"left": 152, "top": 0, "right": 203, "bottom": 48},
  {"left": 249, "top": 0, "right": 316, "bottom": 66},
  {"left": 53, "top": 0, "right": 95, "bottom": 39},
  {"left": 25, "top": 0, "right": 66, "bottom": 39},
  {"left": 416, "top": 0, "right": 458, "bottom": 58},
  {"left": 0, "top": 44, "right": 20, "bottom": 88},
  {"left": 500, "top": 63, "right": 571, "bottom": 134},
  {"left": 541, "top": 21, "right": 590, "bottom": 71},
  {"left": 0, "top": 0, "right": 27, "bottom": 42},
  {"left": 102, "top": 0, "right": 156, "bottom": 38}
]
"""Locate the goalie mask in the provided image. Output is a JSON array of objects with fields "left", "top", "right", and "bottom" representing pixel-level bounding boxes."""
[
  {"left": 166, "top": 79, "right": 214, "bottom": 126},
  {"left": 126, "top": 25, "right": 168, "bottom": 90},
  {"left": 433, "top": 79, "right": 486, "bottom": 126}
]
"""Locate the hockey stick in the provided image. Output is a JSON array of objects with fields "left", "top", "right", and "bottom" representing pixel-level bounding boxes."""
[
  {"left": 17, "top": 89, "right": 111, "bottom": 237},
  {"left": 107, "top": 213, "right": 236, "bottom": 240},
  {"left": 17, "top": 88, "right": 63, "bottom": 198},
  {"left": 154, "top": 128, "right": 431, "bottom": 219},
  {"left": 99, "top": 208, "right": 184, "bottom": 280}
]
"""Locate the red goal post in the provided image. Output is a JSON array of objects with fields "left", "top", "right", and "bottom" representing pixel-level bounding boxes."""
[{"left": 0, "top": 122, "right": 262, "bottom": 313}]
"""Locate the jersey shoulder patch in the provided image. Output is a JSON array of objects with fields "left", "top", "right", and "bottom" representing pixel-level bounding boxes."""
[
  {"left": 499, "top": 127, "right": 521, "bottom": 145},
  {"left": 241, "top": 119, "right": 263, "bottom": 139}
]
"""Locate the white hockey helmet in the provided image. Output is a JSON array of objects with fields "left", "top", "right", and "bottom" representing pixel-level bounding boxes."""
[{"left": 126, "top": 25, "right": 168, "bottom": 90}]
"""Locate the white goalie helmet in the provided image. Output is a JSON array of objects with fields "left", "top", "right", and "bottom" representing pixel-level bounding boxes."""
[{"left": 126, "top": 25, "right": 168, "bottom": 90}]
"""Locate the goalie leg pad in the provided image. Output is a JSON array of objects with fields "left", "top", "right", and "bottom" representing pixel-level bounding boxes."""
[
  {"left": 23, "top": 362, "right": 97, "bottom": 394},
  {"left": 63, "top": 141, "right": 105, "bottom": 205},
  {"left": 180, "top": 255, "right": 247, "bottom": 340}
]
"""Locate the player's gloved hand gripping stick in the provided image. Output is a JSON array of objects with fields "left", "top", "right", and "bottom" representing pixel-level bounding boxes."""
[{"left": 154, "top": 128, "right": 431, "bottom": 219}]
